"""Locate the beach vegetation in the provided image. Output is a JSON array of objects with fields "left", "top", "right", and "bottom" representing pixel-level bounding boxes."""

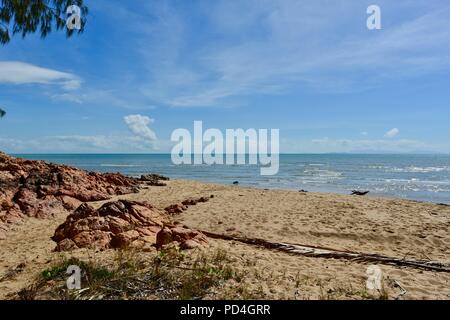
[{"left": 19, "top": 247, "right": 249, "bottom": 300}]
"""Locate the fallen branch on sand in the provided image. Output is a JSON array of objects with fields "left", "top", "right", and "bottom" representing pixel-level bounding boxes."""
[{"left": 200, "top": 230, "right": 450, "bottom": 273}]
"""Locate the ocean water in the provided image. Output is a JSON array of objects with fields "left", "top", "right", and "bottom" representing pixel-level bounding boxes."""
[{"left": 15, "top": 154, "right": 450, "bottom": 204}]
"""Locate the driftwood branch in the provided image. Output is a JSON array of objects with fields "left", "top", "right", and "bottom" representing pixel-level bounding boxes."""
[{"left": 200, "top": 230, "right": 450, "bottom": 273}]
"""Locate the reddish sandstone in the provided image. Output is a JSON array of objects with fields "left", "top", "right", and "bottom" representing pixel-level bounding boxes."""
[
  {"left": 0, "top": 152, "right": 140, "bottom": 235},
  {"left": 52, "top": 200, "right": 207, "bottom": 251}
]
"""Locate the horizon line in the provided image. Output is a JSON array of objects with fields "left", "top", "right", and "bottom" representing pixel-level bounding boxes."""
[{"left": 10, "top": 152, "right": 450, "bottom": 156}]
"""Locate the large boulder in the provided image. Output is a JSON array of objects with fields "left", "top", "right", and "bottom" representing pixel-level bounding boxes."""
[
  {"left": 52, "top": 200, "right": 168, "bottom": 251},
  {"left": 52, "top": 200, "right": 208, "bottom": 251}
]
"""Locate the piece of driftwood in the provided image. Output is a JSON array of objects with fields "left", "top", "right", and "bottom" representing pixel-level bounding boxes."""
[
  {"left": 200, "top": 230, "right": 450, "bottom": 273},
  {"left": 351, "top": 190, "right": 370, "bottom": 196}
]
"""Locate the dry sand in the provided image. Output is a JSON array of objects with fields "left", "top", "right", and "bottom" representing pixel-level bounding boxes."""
[{"left": 1, "top": 180, "right": 449, "bottom": 300}]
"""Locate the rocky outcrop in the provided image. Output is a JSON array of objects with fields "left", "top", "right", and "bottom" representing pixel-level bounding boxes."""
[
  {"left": 0, "top": 152, "right": 141, "bottom": 238},
  {"left": 52, "top": 199, "right": 208, "bottom": 251},
  {"left": 0, "top": 152, "right": 208, "bottom": 249},
  {"left": 52, "top": 200, "right": 168, "bottom": 251}
]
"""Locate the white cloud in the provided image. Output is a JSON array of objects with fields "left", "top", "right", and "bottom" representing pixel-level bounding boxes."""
[
  {"left": 50, "top": 90, "right": 157, "bottom": 110},
  {"left": 135, "top": 1, "right": 450, "bottom": 107},
  {"left": 384, "top": 128, "right": 400, "bottom": 138},
  {"left": 124, "top": 114, "right": 157, "bottom": 143},
  {"left": 51, "top": 93, "right": 83, "bottom": 104},
  {"left": 360, "top": 132, "right": 369, "bottom": 136},
  {"left": 0, "top": 61, "right": 81, "bottom": 90}
]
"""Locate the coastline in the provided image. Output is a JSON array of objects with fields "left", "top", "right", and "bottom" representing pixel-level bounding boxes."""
[{"left": 1, "top": 178, "right": 449, "bottom": 300}]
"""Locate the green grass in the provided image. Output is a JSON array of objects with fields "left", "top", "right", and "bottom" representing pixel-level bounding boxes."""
[{"left": 20, "top": 247, "right": 248, "bottom": 300}]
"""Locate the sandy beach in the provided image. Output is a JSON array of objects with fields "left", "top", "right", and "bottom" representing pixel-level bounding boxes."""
[{"left": 1, "top": 179, "right": 449, "bottom": 300}]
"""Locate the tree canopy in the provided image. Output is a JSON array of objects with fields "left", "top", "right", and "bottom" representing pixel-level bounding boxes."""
[{"left": 0, "top": 0, "right": 88, "bottom": 44}]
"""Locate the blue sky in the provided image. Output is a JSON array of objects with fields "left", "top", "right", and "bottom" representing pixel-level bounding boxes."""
[{"left": 0, "top": 0, "right": 450, "bottom": 153}]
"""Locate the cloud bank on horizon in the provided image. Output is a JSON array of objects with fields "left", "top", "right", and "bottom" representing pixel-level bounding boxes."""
[{"left": 0, "top": 0, "right": 449, "bottom": 153}]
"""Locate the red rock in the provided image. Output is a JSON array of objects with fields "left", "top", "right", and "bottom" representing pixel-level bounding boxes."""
[
  {"left": 108, "top": 216, "right": 130, "bottom": 234},
  {"left": 164, "top": 204, "right": 187, "bottom": 215},
  {"left": 197, "top": 196, "right": 210, "bottom": 203},
  {"left": 111, "top": 230, "right": 140, "bottom": 248},
  {"left": 181, "top": 199, "right": 197, "bottom": 206},
  {"left": 181, "top": 196, "right": 210, "bottom": 206},
  {"left": 0, "top": 152, "right": 141, "bottom": 234},
  {"left": 53, "top": 199, "right": 208, "bottom": 251},
  {"left": 59, "top": 196, "right": 83, "bottom": 211},
  {"left": 52, "top": 200, "right": 170, "bottom": 251},
  {"left": 155, "top": 227, "right": 174, "bottom": 248},
  {"left": 156, "top": 225, "right": 208, "bottom": 250},
  {"left": 72, "top": 230, "right": 112, "bottom": 249},
  {"left": 55, "top": 238, "right": 78, "bottom": 251}
]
